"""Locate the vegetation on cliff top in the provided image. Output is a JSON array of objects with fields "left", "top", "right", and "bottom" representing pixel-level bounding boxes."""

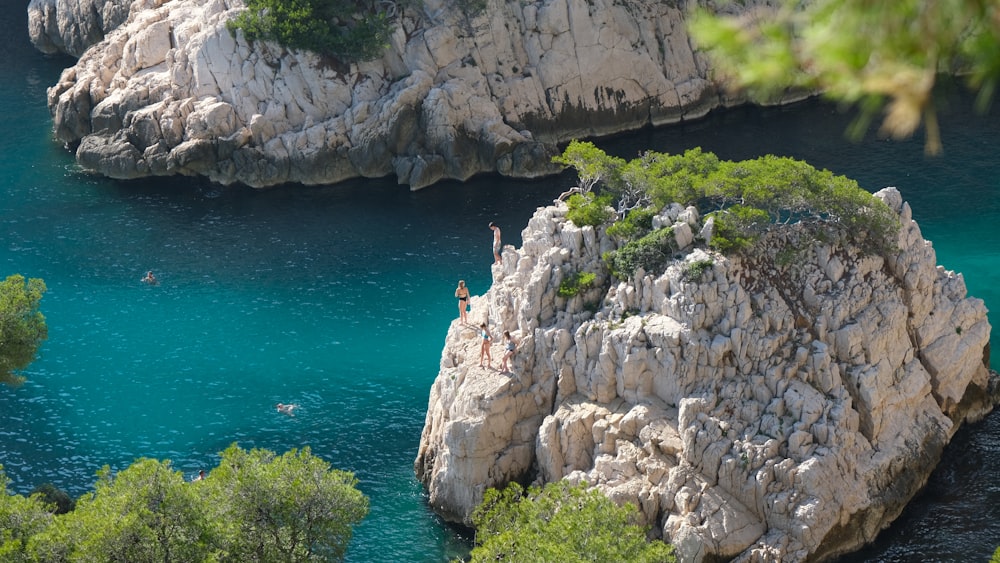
[
  {"left": 227, "top": 0, "right": 394, "bottom": 62},
  {"left": 467, "top": 480, "right": 675, "bottom": 563},
  {"left": 553, "top": 141, "right": 900, "bottom": 280},
  {"left": 0, "top": 274, "right": 47, "bottom": 386},
  {"left": 0, "top": 444, "right": 368, "bottom": 562}
]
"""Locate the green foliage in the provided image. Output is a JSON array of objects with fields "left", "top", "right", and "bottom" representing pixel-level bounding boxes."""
[
  {"left": 604, "top": 227, "right": 677, "bottom": 279},
  {"left": 207, "top": 444, "right": 369, "bottom": 562},
  {"left": 683, "top": 259, "right": 715, "bottom": 282},
  {"left": 16, "top": 444, "right": 368, "bottom": 562},
  {"left": 635, "top": 147, "right": 721, "bottom": 208},
  {"left": 552, "top": 140, "right": 625, "bottom": 194},
  {"left": 469, "top": 480, "right": 674, "bottom": 563},
  {"left": 227, "top": 0, "right": 393, "bottom": 62},
  {"left": 0, "top": 274, "right": 47, "bottom": 386},
  {"left": 992, "top": 546, "right": 1000, "bottom": 563},
  {"left": 32, "top": 458, "right": 212, "bottom": 563},
  {"left": 605, "top": 207, "right": 655, "bottom": 241},
  {"left": 707, "top": 205, "right": 770, "bottom": 254},
  {"left": 0, "top": 470, "right": 54, "bottom": 563},
  {"left": 565, "top": 192, "right": 615, "bottom": 228},
  {"left": 555, "top": 142, "right": 899, "bottom": 259},
  {"left": 558, "top": 272, "right": 597, "bottom": 298},
  {"left": 688, "top": 0, "right": 1000, "bottom": 154},
  {"left": 28, "top": 484, "right": 74, "bottom": 515}
]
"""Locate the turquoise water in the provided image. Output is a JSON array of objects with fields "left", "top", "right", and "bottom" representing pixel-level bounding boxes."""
[{"left": 4, "top": 3, "right": 1000, "bottom": 561}]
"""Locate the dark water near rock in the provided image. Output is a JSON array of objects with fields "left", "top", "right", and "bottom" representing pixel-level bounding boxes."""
[{"left": 3, "top": 2, "right": 1000, "bottom": 561}]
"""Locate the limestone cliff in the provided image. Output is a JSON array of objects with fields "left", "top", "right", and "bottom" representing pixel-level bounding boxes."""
[
  {"left": 414, "top": 188, "right": 996, "bottom": 562},
  {"left": 31, "top": 0, "right": 768, "bottom": 189},
  {"left": 27, "top": 0, "right": 131, "bottom": 57}
]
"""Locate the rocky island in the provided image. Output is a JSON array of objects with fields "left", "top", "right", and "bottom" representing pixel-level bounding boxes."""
[
  {"left": 29, "top": 0, "right": 765, "bottom": 189},
  {"left": 415, "top": 186, "right": 996, "bottom": 561}
]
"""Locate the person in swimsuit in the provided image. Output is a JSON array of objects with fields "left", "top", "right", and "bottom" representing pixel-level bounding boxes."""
[
  {"left": 499, "top": 330, "right": 517, "bottom": 373},
  {"left": 141, "top": 270, "right": 158, "bottom": 285},
  {"left": 489, "top": 222, "right": 502, "bottom": 265},
  {"left": 276, "top": 403, "right": 298, "bottom": 416},
  {"left": 455, "top": 280, "right": 470, "bottom": 324},
  {"left": 479, "top": 322, "right": 493, "bottom": 368}
]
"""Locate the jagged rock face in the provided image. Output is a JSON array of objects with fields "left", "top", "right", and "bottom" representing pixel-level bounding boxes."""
[
  {"left": 27, "top": 0, "right": 132, "bottom": 57},
  {"left": 33, "top": 0, "right": 770, "bottom": 189},
  {"left": 413, "top": 188, "right": 995, "bottom": 562}
]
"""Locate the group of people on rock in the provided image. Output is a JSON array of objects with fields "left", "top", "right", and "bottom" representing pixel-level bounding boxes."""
[{"left": 455, "top": 222, "right": 518, "bottom": 373}]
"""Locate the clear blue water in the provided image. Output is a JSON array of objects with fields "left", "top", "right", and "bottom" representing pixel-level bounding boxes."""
[{"left": 3, "top": 3, "right": 1000, "bottom": 561}]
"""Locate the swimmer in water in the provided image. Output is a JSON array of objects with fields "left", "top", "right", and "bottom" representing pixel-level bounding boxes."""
[{"left": 276, "top": 403, "right": 298, "bottom": 416}]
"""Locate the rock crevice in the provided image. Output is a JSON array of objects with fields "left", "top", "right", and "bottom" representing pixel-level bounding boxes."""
[
  {"left": 30, "top": 0, "right": 772, "bottom": 189},
  {"left": 414, "top": 188, "right": 995, "bottom": 562}
]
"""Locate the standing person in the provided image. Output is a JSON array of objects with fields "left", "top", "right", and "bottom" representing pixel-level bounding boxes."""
[
  {"left": 455, "top": 280, "right": 470, "bottom": 324},
  {"left": 479, "top": 322, "right": 493, "bottom": 368},
  {"left": 489, "top": 222, "right": 502, "bottom": 265},
  {"left": 499, "top": 330, "right": 517, "bottom": 373}
]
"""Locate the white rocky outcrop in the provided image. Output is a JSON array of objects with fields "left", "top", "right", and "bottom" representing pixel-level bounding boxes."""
[
  {"left": 27, "top": 0, "right": 132, "bottom": 57},
  {"left": 414, "top": 187, "right": 996, "bottom": 561},
  {"left": 32, "top": 0, "right": 774, "bottom": 189}
]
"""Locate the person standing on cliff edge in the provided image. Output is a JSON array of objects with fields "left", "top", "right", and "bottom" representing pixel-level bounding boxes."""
[
  {"left": 455, "top": 280, "right": 470, "bottom": 324},
  {"left": 489, "top": 222, "right": 502, "bottom": 265}
]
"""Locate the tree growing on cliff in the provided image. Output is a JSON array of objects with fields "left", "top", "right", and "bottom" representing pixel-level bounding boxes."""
[
  {"left": 0, "top": 470, "right": 54, "bottom": 563},
  {"left": 688, "top": 0, "right": 1000, "bottom": 154},
  {"left": 228, "top": 0, "right": 393, "bottom": 62},
  {"left": 18, "top": 444, "right": 368, "bottom": 562},
  {"left": 205, "top": 444, "right": 369, "bottom": 562},
  {"left": 468, "top": 480, "right": 675, "bottom": 562},
  {"left": 552, "top": 143, "right": 899, "bottom": 279},
  {"left": 0, "top": 274, "right": 47, "bottom": 386}
]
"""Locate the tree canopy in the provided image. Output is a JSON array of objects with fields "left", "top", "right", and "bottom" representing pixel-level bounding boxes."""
[
  {"left": 0, "top": 274, "right": 47, "bottom": 386},
  {"left": 688, "top": 0, "right": 1000, "bottom": 154},
  {"left": 553, "top": 140, "right": 899, "bottom": 276},
  {"left": 0, "top": 444, "right": 368, "bottom": 562},
  {"left": 469, "top": 480, "right": 675, "bottom": 563},
  {"left": 227, "top": 0, "right": 393, "bottom": 62}
]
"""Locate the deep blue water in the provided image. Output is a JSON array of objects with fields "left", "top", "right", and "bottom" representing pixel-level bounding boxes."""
[{"left": 3, "top": 2, "right": 1000, "bottom": 561}]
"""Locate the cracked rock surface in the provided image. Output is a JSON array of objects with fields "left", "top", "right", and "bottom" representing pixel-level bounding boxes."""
[
  {"left": 31, "top": 0, "right": 773, "bottom": 189},
  {"left": 415, "top": 188, "right": 995, "bottom": 562}
]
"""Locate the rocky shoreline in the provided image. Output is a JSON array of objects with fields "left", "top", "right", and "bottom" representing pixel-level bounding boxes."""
[
  {"left": 28, "top": 0, "right": 781, "bottom": 189},
  {"left": 414, "top": 188, "right": 997, "bottom": 561}
]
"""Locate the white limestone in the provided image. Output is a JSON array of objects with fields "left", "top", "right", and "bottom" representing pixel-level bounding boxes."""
[
  {"left": 414, "top": 188, "right": 996, "bottom": 562},
  {"left": 31, "top": 0, "right": 767, "bottom": 189}
]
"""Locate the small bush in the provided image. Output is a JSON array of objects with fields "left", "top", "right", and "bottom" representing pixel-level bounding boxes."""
[
  {"left": 566, "top": 193, "right": 615, "bottom": 227},
  {"left": 558, "top": 271, "right": 597, "bottom": 298},
  {"left": 228, "top": 0, "right": 393, "bottom": 62},
  {"left": 708, "top": 205, "right": 770, "bottom": 254},
  {"left": 605, "top": 227, "right": 677, "bottom": 279},
  {"left": 683, "top": 259, "right": 714, "bottom": 281},
  {"left": 606, "top": 207, "right": 656, "bottom": 241},
  {"left": 470, "top": 480, "right": 676, "bottom": 563}
]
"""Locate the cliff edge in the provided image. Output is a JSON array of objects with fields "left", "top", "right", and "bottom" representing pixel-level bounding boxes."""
[
  {"left": 414, "top": 187, "right": 996, "bottom": 562},
  {"left": 31, "top": 0, "right": 768, "bottom": 189}
]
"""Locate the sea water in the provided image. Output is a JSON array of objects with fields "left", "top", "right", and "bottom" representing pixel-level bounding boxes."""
[{"left": 3, "top": 3, "right": 1000, "bottom": 561}]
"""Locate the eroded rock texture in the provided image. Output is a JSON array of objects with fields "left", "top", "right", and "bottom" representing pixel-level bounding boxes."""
[
  {"left": 415, "top": 188, "right": 995, "bottom": 562},
  {"left": 33, "top": 0, "right": 771, "bottom": 188}
]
